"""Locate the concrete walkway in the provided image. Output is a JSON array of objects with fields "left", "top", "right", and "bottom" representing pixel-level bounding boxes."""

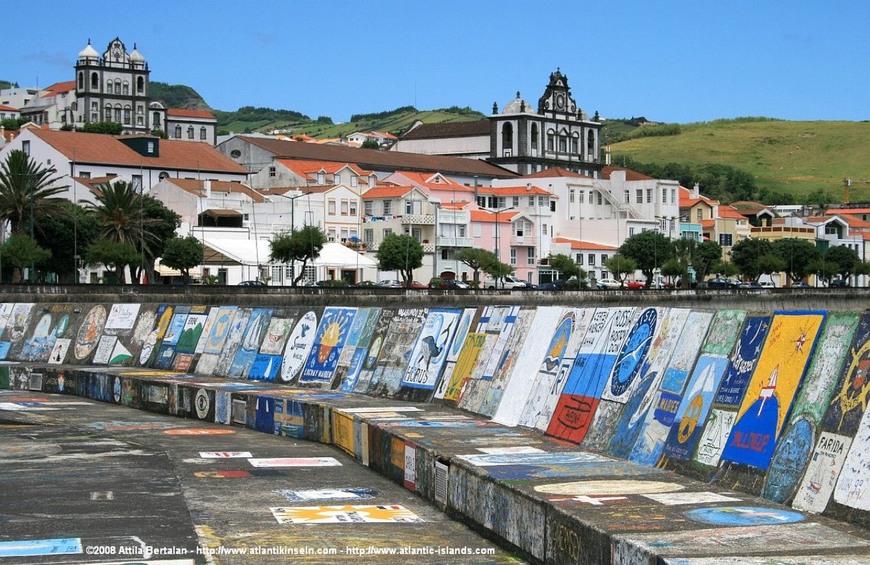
[{"left": 4, "top": 365, "right": 870, "bottom": 564}]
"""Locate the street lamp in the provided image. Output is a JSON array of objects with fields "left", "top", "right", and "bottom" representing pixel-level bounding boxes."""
[{"left": 275, "top": 191, "right": 309, "bottom": 284}]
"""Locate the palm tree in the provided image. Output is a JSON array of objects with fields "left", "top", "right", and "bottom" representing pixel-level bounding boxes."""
[
  {"left": 0, "top": 149, "right": 67, "bottom": 235},
  {"left": 87, "top": 180, "right": 161, "bottom": 283}
]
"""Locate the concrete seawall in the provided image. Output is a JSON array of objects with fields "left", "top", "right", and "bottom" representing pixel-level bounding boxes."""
[{"left": 2, "top": 286, "right": 870, "bottom": 563}]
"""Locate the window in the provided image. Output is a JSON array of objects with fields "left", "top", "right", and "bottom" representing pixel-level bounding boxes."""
[
  {"left": 105, "top": 106, "right": 112, "bottom": 120},
  {"left": 547, "top": 130, "right": 555, "bottom": 151},
  {"left": 671, "top": 189, "right": 676, "bottom": 204},
  {"left": 351, "top": 176, "right": 358, "bottom": 187},
  {"left": 77, "top": 72, "right": 84, "bottom": 90},
  {"left": 340, "top": 200, "right": 349, "bottom": 216},
  {"left": 629, "top": 227, "right": 635, "bottom": 236},
  {"left": 597, "top": 191, "right": 603, "bottom": 205},
  {"left": 531, "top": 123, "right": 538, "bottom": 152},
  {"left": 624, "top": 190, "right": 630, "bottom": 203},
  {"left": 334, "top": 173, "right": 341, "bottom": 185},
  {"left": 114, "top": 107, "right": 122, "bottom": 122},
  {"left": 317, "top": 172, "right": 325, "bottom": 184},
  {"left": 559, "top": 134, "right": 567, "bottom": 153},
  {"left": 510, "top": 248, "right": 517, "bottom": 264},
  {"left": 364, "top": 201, "right": 373, "bottom": 216},
  {"left": 636, "top": 189, "right": 643, "bottom": 203},
  {"left": 132, "top": 175, "right": 142, "bottom": 190},
  {"left": 200, "top": 127, "right": 207, "bottom": 140},
  {"left": 363, "top": 229, "right": 374, "bottom": 244},
  {"left": 513, "top": 196, "right": 519, "bottom": 207},
  {"left": 383, "top": 200, "right": 392, "bottom": 215},
  {"left": 349, "top": 201, "right": 357, "bottom": 216},
  {"left": 22, "top": 140, "right": 30, "bottom": 155},
  {"left": 570, "top": 190, "right": 575, "bottom": 203},
  {"left": 527, "top": 246, "right": 535, "bottom": 265},
  {"left": 576, "top": 253, "right": 583, "bottom": 265},
  {"left": 174, "top": 125, "right": 181, "bottom": 138},
  {"left": 328, "top": 200, "right": 336, "bottom": 215},
  {"left": 663, "top": 188, "right": 668, "bottom": 203},
  {"left": 137, "top": 77, "right": 144, "bottom": 93},
  {"left": 601, "top": 254, "right": 608, "bottom": 264},
  {"left": 542, "top": 223, "right": 548, "bottom": 235},
  {"left": 696, "top": 209, "right": 703, "bottom": 221},
  {"left": 340, "top": 228, "right": 349, "bottom": 241},
  {"left": 588, "top": 254, "right": 596, "bottom": 266},
  {"left": 91, "top": 72, "right": 99, "bottom": 90},
  {"left": 269, "top": 167, "right": 276, "bottom": 177},
  {"left": 79, "top": 171, "right": 90, "bottom": 179},
  {"left": 271, "top": 266, "right": 283, "bottom": 284},
  {"left": 327, "top": 228, "right": 336, "bottom": 242},
  {"left": 719, "top": 233, "right": 733, "bottom": 246},
  {"left": 123, "top": 108, "right": 131, "bottom": 123},
  {"left": 579, "top": 191, "right": 585, "bottom": 204},
  {"left": 528, "top": 196, "right": 535, "bottom": 206},
  {"left": 187, "top": 126, "right": 194, "bottom": 139},
  {"left": 122, "top": 83, "right": 129, "bottom": 95},
  {"left": 538, "top": 196, "right": 545, "bottom": 207}
]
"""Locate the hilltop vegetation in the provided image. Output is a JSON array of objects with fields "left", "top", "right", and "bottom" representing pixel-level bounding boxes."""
[{"left": 611, "top": 117, "right": 870, "bottom": 204}]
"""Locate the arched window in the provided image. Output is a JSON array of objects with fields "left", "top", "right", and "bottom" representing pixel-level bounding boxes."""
[
  {"left": 114, "top": 79, "right": 122, "bottom": 94},
  {"left": 114, "top": 106, "right": 122, "bottom": 122},
  {"left": 174, "top": 125, "right": 181, "bottom": 138},
  {"left": 187, "top": 126, "right": 194, "bottom": 139},
  {"left": 122, "top": 82, "right": 129, "bottom": 95},
  {"left": 91, "top": 72, "right": 99, "bottom": 90},
  {"left": 530, "top": 123, "right": 539, "bottom": 151},
  {"left": 77, "top": 72, "right": 84, "bottom": 90},
  {"left": 105, "top": 106, "right": 112, "bottom": 120},
  {"left": 546, "top": 129, "right": 555, "bottom": 151},
  {"left": 123, "top": 106, "right": 131, "bottom": 124},
  {"left": 137, "top": 77, "right": 144, "bottom": 93},
  {"left": 571, "top": 132, "right": 580, "bottom": 154},
  {"left": 152, "top": 112, "right": 161, "bottom": 127},
  {"left": 200, "top": 127, "right": 207, "bottom": 140},
  {"left": 559, "top": 129, "right": 568, "bottom": 153},
  {"left": 158, "top": 171, "right": 170, "bottom": 181},
  {"left": 587, "top": 130, "right": 595, "bottom": 155},
  {"left": 501, "top": 123, "right": 513, "bottom": 154}
]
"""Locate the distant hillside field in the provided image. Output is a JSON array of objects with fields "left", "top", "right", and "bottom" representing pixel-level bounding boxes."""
[{"left": 611, "top": 118, "right": 870, "bottom": 202}]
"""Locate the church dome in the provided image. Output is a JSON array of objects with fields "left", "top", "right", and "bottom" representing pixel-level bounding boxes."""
[
  {"left": 130, "top": 44, "right": 145, "bottom": 62},
  {"left": 503, "top": 91, "right": 534, "bottom": 114},
  {"left": 78, "top": 41, "right": 99, "bottom": 60}
]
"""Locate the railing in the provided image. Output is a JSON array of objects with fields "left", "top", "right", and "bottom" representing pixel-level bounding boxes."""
[
  {"left": 510, "top": 235, "right": 538, "bottom": 246},
  {"left": 437, "top": 236, "right": 474, "bottom": 248},
  {"left": 400, "top": 214, "right": 436, "bottom": 225}
]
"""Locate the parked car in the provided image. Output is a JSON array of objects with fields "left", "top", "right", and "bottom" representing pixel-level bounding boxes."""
[
  {"left": 375, "top": 280, "right": 403, "bottom": 288},
  {"left": 739, "top": 281, "right": 763, "bottom": 290},
  {"left": 485, "top": 275, "right": 532, "bottom": 290},
  {"left": 829, "top": 278, "right": 849, "bottom": 288},
  {"left": 791, "top": 281, "right": 812, "bottom": 288},
  {"left": 759, "top": 280, "right": 776, "bottom": 288},
  {"left": 430, "top": 278, "right": 470, "bottom": 290},
  {"left": 596, "top": 278, "right": 622, "bottom": 290},
  {"left": 237, "top": 280, "right": 266, "bottom": 287},
  {"left": 404, "top": 280, "right": 428, "bottom": 289},
  {"left": 703, "top": 277, "right": 740, "bottom": 289},
  {"left": 537, "top": 279, "right": 568, "bottom": 291},
  {"left": 625, "top": 280, "right": 645, "bottom": 290}
]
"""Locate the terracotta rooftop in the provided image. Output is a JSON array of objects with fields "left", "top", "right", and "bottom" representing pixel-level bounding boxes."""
[
  {"left": 238, "top": 135, "right": 515, "bottom": 178},
  {"left": 276, "top": 159, "right": 373, "bottom": 178},
  {"left": 602, "top": 166, "right": 656, "bottom": 181},
  {"left": 520, "top": 166, "right": 590, "bottom": 179},
  {"left": 163, "top": 179, "right": 264, "bottom": 202},
  {"left": 166, "top": 108, "right": 216, "bottom": 119},
  {"left": 551, "top": 237, "right": 617, "bottom": 251},
  {"left": 469, "top": 209, "right": 522, "bottom": 223},
  {"left": 477, "top": 184, "right": 554, "bottom": 197},
  {"left": 399, "top": 120, "right": 490, "bottom": 140},
  {"left": 30, "top": 129, "right": 246, "bottom": 174}
]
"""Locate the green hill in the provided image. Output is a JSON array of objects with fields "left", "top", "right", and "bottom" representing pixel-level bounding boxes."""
[{"left": 610, "top": 118, "right": 870, "bottom": 204}]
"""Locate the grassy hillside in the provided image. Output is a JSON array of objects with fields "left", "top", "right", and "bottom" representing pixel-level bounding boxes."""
[{"left": 611, "top": 118, "right": 870, "bottom": 203}]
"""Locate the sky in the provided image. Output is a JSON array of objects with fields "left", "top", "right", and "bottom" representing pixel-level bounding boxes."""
[{"left": 3, "top": 1, "right": 868, "bottom": 124}]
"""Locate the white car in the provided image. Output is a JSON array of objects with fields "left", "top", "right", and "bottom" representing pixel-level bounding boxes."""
[
  {"left": 596, "top": 278, "right": 622, "bottom": 290},
  {"left": 375, "top": 280, "right": 402, "bottom": 288}
]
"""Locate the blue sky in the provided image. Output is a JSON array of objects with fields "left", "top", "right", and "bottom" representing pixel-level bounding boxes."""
[{"left": 4, "top": 1, "right": 867, "bottom": 124}]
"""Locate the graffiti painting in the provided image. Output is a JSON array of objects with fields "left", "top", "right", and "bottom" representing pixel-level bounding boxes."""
[
  {"left": 402, "top": 308, "right": 461, "bottom": 389},
  {"left": 300, "top": 307, "right": 357, "bottom": 386},
  {"left": 280, "top": 311, "right": 318, "bottom": 384}
]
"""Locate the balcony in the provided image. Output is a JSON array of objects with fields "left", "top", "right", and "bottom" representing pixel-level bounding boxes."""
[
  {"left": 400, "top": 214, "right": 436, "bottom": 225},
  {"left": 437, "top": 236, "right": 474, "bottom": 248},
  {"left": 510, "top": 235, "right": 538, "bottom": 246}
]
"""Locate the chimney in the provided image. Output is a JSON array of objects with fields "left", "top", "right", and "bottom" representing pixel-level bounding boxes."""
[
  {"left": 204, "top": 179, "right": 212, "bottom": 198},
  {"left": 693, "top": 182, "right": 700, "bottom": 199}
]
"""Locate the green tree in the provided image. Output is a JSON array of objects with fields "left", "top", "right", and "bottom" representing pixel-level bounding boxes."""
[
  {"left": 482, "top": 259, "right": 514, "bottom": 286},
  {"left": 692, "top": 240, "right": 723, "bottom": 281},
  {"left": 618, "top": 231, "right": 673, "bottom": 287},
  {"left": 730, "top": 237, "right": 773, "bottom": 280},
  {"left": 0, "top": 149, "right": 67, "bottom": 236},
  {"left": 824, "top": 245, "right": 862, "bottom": 284},
  {"left": 83, "top": 240, "right": 139, "bottom": 284},
  {"left": 713, "top": 261, "right": 740, "bottom": 277},
  {"left": 160, "top": 235, "right": 204, "bottom": 284},
  {"left": 807, "top": 259, "right": 839, "bottom": 286},
  {"left": 360, "top": 139, "right": 380, "bottom": 150},
  {"left": 1, "top": 234, "right": 51, "bottom": 282},
  {"left": 550, "top": 253, "right": 587, "bottom": 281},
  {"left": 34, "top": 201, "right": 100, "bottom": 283},
  {"left": 772, "top": 238, "right": 821, "bottom": 284},
  {"left": 758, "top": 253, "right": 787, "bottom": 278},
  {"left": 660, "top": 259, "right": 683, "bottom": 286},
  {"left": 88, "top": 181, "right": 165, "bottom": 284},
  {"left": 374, "top": 233, "right": 423, "bottom": 286},
  {"left": 80, "top": 121, "right": 123, "bottom": 135},
  {"left": 456, "top": 248, "right": 497, "bottom": 285},
  {"left": 603, "top": 253, "right": 636, "bottom": 286},
  {"left": 269, "top": 225, "right": 327, "bottom": 286}
]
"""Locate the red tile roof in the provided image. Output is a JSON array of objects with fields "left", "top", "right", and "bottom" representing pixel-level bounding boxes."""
[
  {"left": 602, "top": 166, "right": 655, "bottom": 181},
  {"left": 238, "top": 135, "right": 516, "bottom": 178},
  {"left": 361, "top": 186, "right": 415, "bottom": 199},
  {"left": 164, "top": 179, "right": 264, "bottom": 202},
  {"left": 400, "top": 120, "right": 490, "bottom": 140},
  {"left": 469, "top": 209, "right": 521, "bottom": 223},
  {"left": 551, "top": 237, "right": 617, "bottom": 250},
  {"left": 680, "top": 186, "right": 719, "bottom": 208},
  {"left": 276, "top": 159, "right": 373, "bottom": 178},
  {"left": 41, "top": 81, "right": 76, "bottom": 96},
  {"left": 520, "top": 166, "right": 590, "bottom": 179},
  {"left": 167, "top": 108, "right": 216, "bottom": 119},
  {"left": 0, "top": 104, "right": 19, "bottom": 112},
  {"left": 718, "top": 205, "right": 747, "bottom": 220},
  {"left": 30, "top": 129, "right": 246, "bottom": 174},
  {"left": 477, "top": 184, "right": 554, "bottom": 197}
]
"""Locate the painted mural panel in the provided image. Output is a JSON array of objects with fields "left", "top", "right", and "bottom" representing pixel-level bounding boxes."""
[
  {"left": 545, "top": 307, "right": 635, "bottom": 444},
  {"left": 202, "top": 306, "right": 238, "bottom": 355},
  {"left": 174, "top": 311, "right": 208, "bottom": 354},
  {"left": 714, "top": 315, "right": 771, "bottom": 407},
  {"left": 761, "top": 416, "right": 815, "bottom": 503},
  {"left": 214, "top": 308, "right": 251, "bottom": 376},
  {"left": 352, "top": 308, "right": 395, "bottom": 394},
  {"left": 104, "top": 304, "right": 141, "bottom": 332},
  {"left": 793, "top": 432, "right": 852, "bottom": 513},
  {"left": 20, "top": 311, "right": 66, "bottom": 362},
  {"left": 720, "top": 311, "right": 826, "bottom": 470},
  {"left": 442, "top": 332, "right": 486, "bottom": 402},
  {"left": 627, "top": 311, "right": 714, "bottom": 466},
  {"left": 701, "top": 309, "right": 747, "bottom": 357},
  {"left": 299, "top": 307, "right": 356, "bottom": 386},
  {"left": 227, "top": 308, "right": 272, "bottom": 378},
  {"left": 479, "top": 308, "right": 537, "bottom": 417},
  {"left": 492, "top": 307, "right": 562, "bottom": 426},
  {"left": 601, "top": 308, "right": 686, "bottom": 458},
  {"left": 338, "top": 308, "right": 381, "bottom": 392},
  {"left": 332, "top": 308, "right": 371, "bottom": 389},
  {"left": 432, "top": 307, "right": 480, "bottom": 400},
  {"left": 663, "top": 354, "right": 730, "bottom": 461},
  {"left": 834, "top": 403, "right": 870, "bottom": 510},
  {"left": 822, "top": 313, "right": 870, "bottom": 437},
  {"left": 401, "top": 308, "right": 461, "bottom": 390},
  {"left": 694, "top": 408, "right": 737, "bottom": 467},
  {"left": 459, "top": 306, "right": 521, "bottom": 413},
  {"left": 517, "top": 309, "right": 584, "bottom": 430},
  {"left": 363, "top": 308, "right": 425, "bottom": 397},
  {"left": 74, "top": 304, "right": 106, "bottom": 361},
  {"left": 138, "top": 304, "right": 171, "bottom": 367},
  {"left": 280, "top": 310, "right": 318, "bottom": 384}
]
